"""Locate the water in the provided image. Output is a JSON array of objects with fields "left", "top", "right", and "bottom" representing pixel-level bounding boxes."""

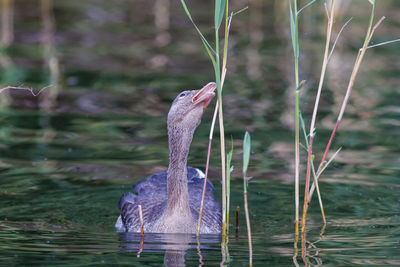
[{"left": 1, "top": 0, "right": 400, "bottom": 266}]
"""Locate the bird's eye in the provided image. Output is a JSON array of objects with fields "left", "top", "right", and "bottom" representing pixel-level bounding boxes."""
[{"left": 179, "top": 93, "right": 186, "bottom": 98}]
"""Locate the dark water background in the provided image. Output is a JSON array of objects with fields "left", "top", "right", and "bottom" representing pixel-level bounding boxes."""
[{"left": 0, "top": 0, "right": 399, "bottom": 266}]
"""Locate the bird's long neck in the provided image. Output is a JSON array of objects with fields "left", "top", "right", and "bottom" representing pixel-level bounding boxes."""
[{"left": 166, "top": 125, "right": 194, "bottom": 216}]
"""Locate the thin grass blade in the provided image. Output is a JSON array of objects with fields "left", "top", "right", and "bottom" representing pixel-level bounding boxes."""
[
  {"left": 201, "top": 38, "right": 217, "bottom": 70},
  {"left": 317, "top": 147, "right": 342, "bottom": 176},
  {"left": 365, "top": 38, "right": 400, "bottom": 50},
  {"left": 299, "top": 111, "right": 309, "bottom": 147},
  {"left": 297, "top": 0, "right": 317, "bottom": 15},
  {"left": 328, "top": 17, "right": 353, "bottom": 62},
  {"left": 232, "top": 6, "right": 248, "bottom": 16},
  {"left": 180, "top": 0, "right": 216, "bottom": 55}
]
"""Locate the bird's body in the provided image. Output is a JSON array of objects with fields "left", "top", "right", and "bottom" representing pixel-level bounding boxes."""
[
  {"left": 116, "top": 82, "right": 221, "bottom": 234},
  {"left": 115, "top": 167, "right": 221, "bottom": 233}
]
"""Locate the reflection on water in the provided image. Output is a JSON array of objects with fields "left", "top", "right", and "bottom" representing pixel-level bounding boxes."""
[
  {"left": 0, "top": 0, "right": 14, "bottom": 107},
  {"left": 39, "top": 0, "right": 59, "bottom": 110},
  {"left": 0, "top": 0, "right": 399, "bottom": 266},
  {"left": 119, "top": 233, "right": 221, "bottom": 266}
]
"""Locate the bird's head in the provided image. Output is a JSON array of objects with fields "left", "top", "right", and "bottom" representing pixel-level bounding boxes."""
[{"left": 167, "top": 82, "right": 216, "bottom": 131}]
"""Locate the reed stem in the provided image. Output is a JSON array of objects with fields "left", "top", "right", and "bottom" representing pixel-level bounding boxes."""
[
  {"left": 289, "top": 0, "right": 301, "bottom": 238},
  {"left": 301, "top": 0, "right": 336, "bottom": 233},
  {"left": 244, "top": 190, "right": 252, "bottom": 267},
  {"left": 308, "top": 8, "right": 385, "bottom": 204},
  {"left": 196, "top": 97, "right": 219, "bottom": 235},
  {"left": 215, "top": 30, "right": 227, "bottom": 237},
  {"left": 188, "top": 0, "right": 233, "bottom": 237},
  {"left": 226, "top": 140, "right": 233, "bottom": 235},
  {"left": 138, "top": 204, "right": 144, "bottom": 236},
  {"left": 242, "top": 131, "right": 252, "bottom": 266}
]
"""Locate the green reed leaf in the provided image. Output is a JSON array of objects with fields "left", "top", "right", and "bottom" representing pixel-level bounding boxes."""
[
  {"left": 227, "top": 143, "right": 233, "bottom": 173},
  {"left": 226, "top": 138, "right": 233, "bottom": 191},
  {"left": 243, "top": 131, "right": 251, "bottom": 175},
  {"left": 215, "top": 0, "right": 226, "bottom": 29},
  {"left": 289, "top": 0, "right": 298, "bottom": 59}
]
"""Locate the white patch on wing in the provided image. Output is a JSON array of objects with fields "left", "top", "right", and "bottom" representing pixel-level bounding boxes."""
[
  {"left": 115, "top": 215, "right": 126, "bottom": 232},
  {"left": 196, "top": 168, "right": 205, "bottom": 178}
]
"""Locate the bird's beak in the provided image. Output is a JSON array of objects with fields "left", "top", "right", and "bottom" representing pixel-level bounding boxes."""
[{"left": 192, "top": 82, "right": 217, "bottom": 110}]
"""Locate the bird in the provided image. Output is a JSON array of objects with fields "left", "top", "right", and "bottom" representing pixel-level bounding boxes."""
[{"left": 115, "top": 82, "right": 222, "bottom": 234}]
